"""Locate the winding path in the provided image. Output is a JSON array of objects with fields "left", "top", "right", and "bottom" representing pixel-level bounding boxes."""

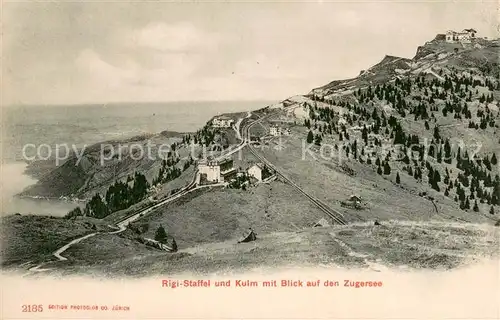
[
  {"left": 26, "top": 108, "right": 348, "bottom": 274},
  {"left": 234, "top": 111, "right": 252, "bottom": 141},
  {"left": 25, "top": 179, "right": 227, "bottom": 275},
  {"left": 53, "top": 233, "right": 99, "bottom": 261},
  {"left": 26, "top": 111, "right": 259, "bottom": 273}
]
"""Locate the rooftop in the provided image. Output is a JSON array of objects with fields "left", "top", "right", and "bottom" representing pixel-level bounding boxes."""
[
  {"left": 214, "top": 115, "right": 232, "bottom": 120},
  {"left": 250, "top": 163, "right": 266, "bottom": 170},
  {"left": 198, "top": 156, "right": 232, "bottom": 165}
]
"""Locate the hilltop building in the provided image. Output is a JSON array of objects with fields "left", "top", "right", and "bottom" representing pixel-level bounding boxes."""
[
  {"left": 198, "top": 157, "right": 236, "bottom": 183},
  {"left": 212, "top": 116, "right": 235, "bottom": 128},
  {"left": 445, "top": 29, "right": 477, "bottom": 43},
  {"left": 269, "top": 125, "right": 291, "bottom": 136}
]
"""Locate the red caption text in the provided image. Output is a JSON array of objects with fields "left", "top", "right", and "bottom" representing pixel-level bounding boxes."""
[{"left": 162, "top": 279, "right": 384, "bottom": 288}]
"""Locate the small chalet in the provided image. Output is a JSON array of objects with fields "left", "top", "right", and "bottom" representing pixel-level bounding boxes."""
[
  {"left": 247, "top": 163, "right": 273, "bottom": 182},
  {"left": 247, "top": 163, "right": 266, "bottom": 181}
]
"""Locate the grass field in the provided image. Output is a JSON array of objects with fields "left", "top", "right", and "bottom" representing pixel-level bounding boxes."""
[
  {"left": 0, "top": 214, "right": 112, "bottom": 268},
  {"left": 129, "top": 180, "right": 326, "bottom": 249},
  {"left": 32, "top": 220, "right": 499, "bottom": 277}
]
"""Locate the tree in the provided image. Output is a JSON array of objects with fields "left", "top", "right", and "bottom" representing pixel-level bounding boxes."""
[
  {"left": 154, "top": 225, "right": 168, "bottom": 244},
  {"left": 306, "top": 130, "right": 314, "bottom": 143},
  {"left": 465, "top": 198, "right": 471, "bottom": 210},
  {"left": 492, "top": 153, "right": 498, "bottom": 166},
  {"left": 456, "top": 147, "right": 462, "bottom": 169},
  {"left": 171, "top": 238, "right": 178, "bottom": 252},
  {"left": 377, "top": 165, "right": 383, "bottom": 175},
  {"left": 433, "top": 125, "right": 440, "bottom": 141},
  {"left": 490, "top": 206, "right": 495, "bottom": 215},
  {"left": 314, "top": 134, "right": 322, "bottom": 146},
  {"left": 84, "top": 194, "right": 109, "bottom": 219},
  {"left": 473, "top": 200, "right": 479, "bottom": 212},
  {"left": 444, "top": 139, "right": 452, "bottom": 164},
  {"left": 131, "top": 172, "right": 150, "bottom": 203},
  {"left": 396, "top": 172, "right": 401, "bottom": 184},
  {"left": 362, "top": 125, "right": 368, "bottom": 143},
  {"left": 65, "top": 207, "right": 83, "bottom": 219},
  {"left": 383, "top": 161, "right": 391, "bottom": 175}
]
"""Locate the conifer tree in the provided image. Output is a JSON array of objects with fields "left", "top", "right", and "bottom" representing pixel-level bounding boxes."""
[
  {"left": 171, "top": 238, "right": 178, "bottom": 252},
  {"left": 314, "top": 134, "right": 322, "bottom": 146},
  {"left": 154, "top": 225, "right": 168, "bottom": 244},
  {"left": 444, "top": 139, "right": 452, "bottom": 164},
  {"left": 307, "top": 131, "right": 314, "bottom": 143},
  {"left": 383, "top": 161, "right": 391, "bottom": 175},
  {"left": 84, "top": 194, "right": 109, "bottom": 219},
  {"left": 65, "top": 207, "right": 83, "bottom": 219},
  {"left": 473, "top": 200, "right": 479, "bottom": 212},
  {"left": 433, "top": 126, "right": 440, "bottom": 141}
]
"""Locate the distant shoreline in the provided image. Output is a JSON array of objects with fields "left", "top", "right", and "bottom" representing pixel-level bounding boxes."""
[
  {"left": 4, "top": 100, "right": 279, "bottom": 109},
  {"left": 3, "top": 101, "right": 277, "bottom": 216}
]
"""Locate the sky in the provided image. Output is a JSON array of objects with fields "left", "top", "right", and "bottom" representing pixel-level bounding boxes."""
[{"left": 2, "top": 0, "right": 499, "bottom": 105}]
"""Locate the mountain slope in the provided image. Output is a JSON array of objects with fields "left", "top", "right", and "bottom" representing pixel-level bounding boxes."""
[{"left": 273, "top": 33, "right": 500, "bottom": 222}]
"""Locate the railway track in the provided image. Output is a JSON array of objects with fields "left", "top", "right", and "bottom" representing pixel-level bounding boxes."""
[
  {"left": 243, "top": 109, "right": 347, "bottom": 226},
  {"left": 247, "top": 144, "right": 347, "bottom": 225},
  {"left": 114, "top": 171, "right": 198, "bottom": 225}
]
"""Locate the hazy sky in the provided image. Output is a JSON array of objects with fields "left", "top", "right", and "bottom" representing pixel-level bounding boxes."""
[{"left": 3, "top": 0, "right": 498, "bottom": 105}]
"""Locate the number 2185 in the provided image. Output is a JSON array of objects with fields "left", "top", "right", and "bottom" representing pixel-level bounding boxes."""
[{"left": 22, "top": 304, "right": 43, "bottom": 312}]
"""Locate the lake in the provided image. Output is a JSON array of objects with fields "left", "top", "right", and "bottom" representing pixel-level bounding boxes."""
[{"left": 1, "top": 101, "right": 274, "bottom": 217}]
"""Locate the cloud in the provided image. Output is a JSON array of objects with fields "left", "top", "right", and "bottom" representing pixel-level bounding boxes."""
[
  {"left": 3, "top": 1, "right": 499, "bottom": 105},
  {"left": 126, "top": 21, "right": 221, "bottom": 53},
  {"left": 233, "top": 54, "right": 302, "bottom": 80},
  {"left": 72, "top": 22, "right": 219, "bottom": 101},
  {"left": 75, "top": 49, "right": 139, "bottom": 89}
]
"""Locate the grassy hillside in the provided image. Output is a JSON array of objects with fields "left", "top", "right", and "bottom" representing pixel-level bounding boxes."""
[
  {"left": 274, "top": 36, "right": 500, "bottom": 223},
  {"left": 6, "top": 34, "right": 499, "bottom": 278},
  {"left": 0, "top": 214, "right": 112, "bottom": 267},
  {"left": 126, "top": 179, "right": 326, "bottom": 249},
  {"left": 20, "top": 133, "right": 184, "bottom": 199},
  {"left": 30, "top": 220, "right": 500, "bottom": 277}
]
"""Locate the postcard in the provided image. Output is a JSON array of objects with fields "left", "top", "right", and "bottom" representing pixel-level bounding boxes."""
[{"left": 1, "top": 0, "right": 499, "bottom": 319}]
